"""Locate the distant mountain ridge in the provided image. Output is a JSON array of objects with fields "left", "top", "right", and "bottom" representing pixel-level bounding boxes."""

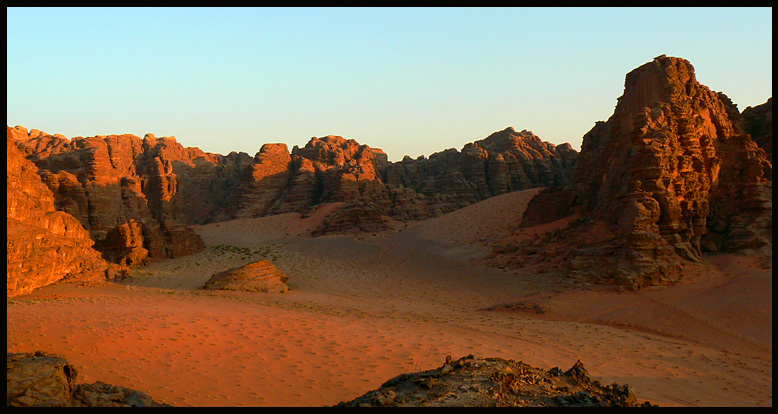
[{"left": 9, "top": 124, "right": 578, "bottom": 268}]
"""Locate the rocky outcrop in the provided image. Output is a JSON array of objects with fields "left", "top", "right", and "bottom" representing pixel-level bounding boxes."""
[
  {"left": 292, "top": 135, "right": 389, "bottom": 203},
  {"left": 13, "top": 126, "right": 577, "bottom": 240},
  {"left": 90, "top": 217, "right": 204, "bottom": 267},
  {"left": 7, "top": 351, "right": 169, "bottom": 407},
  {"left": 11, "top": 128, "right": 215, "bottom": 264},
  {"left": 161, "top": 219, "right": 207, "bottom": 258},
  {"left": 312, "top": 199, "right": 390, "bottom": 236},
  {"left": 386, "top": 127, "right": 577, "bottom": 215},
  {"left": 95, "top": 219, "right": 149, "bottom": 267},
  {"left": 203, "top": 260, "right": 290, "bottom": 293},
  {"left": 234, "top": 143, "right": 293, "bottom": 218},
  {"left": 7, "top": 351, "right": 77, "bottom": 406},
  {"left": 72, "top": 381, "right": 170, "bottom": 407},
  {"left": 517, "top": 55, "right": 772, "bottom": 289},
  {"left": 335, "top": 355, "right": 654, "bottom": 407},
  {"left": 7, "top": 128, "right": 123, "bottom": 297},
  {"left": 266, "top": 135, "right": 391, "bottom": 217},
  {"left": 302, "top": 130, "right": 578, "bottom": 234},
  {"left": 739, "top": 97, "right": 772, "bottom": 161}
]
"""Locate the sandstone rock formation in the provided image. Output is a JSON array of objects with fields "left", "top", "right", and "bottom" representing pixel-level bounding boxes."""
[
  {"left": 72, "top": 381, "right": 170, "bottom": 407},
  {"left": 335, "top": 355, "right": 654, "bottom": 407},
  {"left": 739, "top": 97, "right": 772, "bottom": 161},
  {"left": 7, "top": 127, "right": 123, "bottom": 297},
  {"left": 203, "top": 260, "right": 290, "bottom": 293},
  {"left": 267, "top": 135, "right": 396, "bottom": 224},
  {"left": 385, "top": 127, "right": 578, "bottom": 215},
  {"left": 307, "top": 128, "right": 578, "bottom": 234},
  {"left": 11, "top": 128, "right": 211, "bottom": 265},
  {"left": 95, "top": 219, "right": 149, "bottom": 267},
  {"left": 234, "top": 143, "right": 292, "bottom": 218},
  {"left": 7, "top": 351, "right": 77, "bottom": 406},
  {"left": 311, "top": 200, "right": 391, "bottom": 236},
  {"left": 516, "top": 55, "right": 772, "bottom": 289},
  {"left": 10, "top": 56, "right": 766, "bottom": 293},
  {"left": 291, "top": 135, "right": 389, "bottom": 205},
  {"left": 12, "top": 125, "right": 577, "bottom": 242},
  {"left": 7, "top": 351, "right": 169, "bottom": 407}
]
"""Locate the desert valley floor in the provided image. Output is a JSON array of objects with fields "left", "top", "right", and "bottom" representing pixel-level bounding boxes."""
[{"left": 6, "top": 189, "right": 772, "bottom": 407}]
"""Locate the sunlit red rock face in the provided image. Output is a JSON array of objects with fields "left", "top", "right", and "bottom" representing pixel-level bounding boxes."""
[
  {"left": 12, "top": 129, "right": 218, "bottom": 266},
  {"left": 233, "top": 143, "right": 292, "bottom": 218},
  {"left": 288, "top": 135, "right": 426, "bottom": 235},
  {"left": 269, "top": 135, "right": 391, "bottom": 215},
  {"left": 13, "top": 126, "right": 578, "bottom": 241},
  {"left": 7, "top": 127, "right": 123, "bottom": 297},
  {"left": 520, "top": 55, "right": 772, "bottom": 289},
  {"left": 10, "top": 56, "right": 767, "bottom": 295}
]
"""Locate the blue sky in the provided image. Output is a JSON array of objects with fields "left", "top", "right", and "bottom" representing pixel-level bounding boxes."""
[{"left": 7, "top": 7, "right": 773, "bottom": 161}]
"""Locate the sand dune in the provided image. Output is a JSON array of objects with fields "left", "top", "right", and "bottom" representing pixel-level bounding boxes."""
[{"left": 6, "top": 188, "right": 772, "bottom": 407}]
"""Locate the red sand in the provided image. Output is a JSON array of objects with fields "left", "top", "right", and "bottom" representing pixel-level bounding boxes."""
[{"left": 6, "top": 189, "right": 772, "bottom": 407}]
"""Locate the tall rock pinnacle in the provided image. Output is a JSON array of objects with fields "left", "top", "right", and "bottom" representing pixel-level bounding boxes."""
[{"left": 522, "top": 55, "right": 772, "bottom": 289}]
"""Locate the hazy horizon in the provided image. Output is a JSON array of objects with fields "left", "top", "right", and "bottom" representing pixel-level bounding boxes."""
[{"left": 7, "top": 7, "right": 772, "bottom": 162}]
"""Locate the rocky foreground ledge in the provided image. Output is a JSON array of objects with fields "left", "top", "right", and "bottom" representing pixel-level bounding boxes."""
[
  {"left": 8, "top": 351, "right": 654, "bottom": 407},
  {"left": 336, "top": 355, "right": 656, "bottom": 407},
  {"left": 6, "top": 351, "right": 170, "bottom": 407}
]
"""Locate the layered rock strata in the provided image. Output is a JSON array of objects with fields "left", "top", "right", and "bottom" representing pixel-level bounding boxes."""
[
  {"left": 233, "top": 143, "right": 292, "bottom": 218},
  {"left": 7, "top": 128, "right": 122, "bottom": 297},
  {"left": 738, "top": 97, "right": 772, "bottom": 161},
  {"left": 336, "top": 355, "right": 654, "bottom": 407},
  {"left": 11, "top": 128, "right": 212, "bottom": 265},
  {"left": 518, "top": 55, "right": 772, "bottom": 289},
  {"left": 12, "top": 126, "right": 577, "bottom": 242},
  {"left": 303, "top": 129, "right": 578, "bottom": 234},
  {"left": 203, "top": 260, "right": 290, "bottom": 293},
  {"left": 385, "top": 127, "right": 578, "bottom": 214}
]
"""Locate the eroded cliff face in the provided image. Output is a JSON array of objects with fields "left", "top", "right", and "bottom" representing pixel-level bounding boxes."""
[
  {"left": 519, "top": 55, "right": 772, "bottom": 289},
  {"left": 12, "top": 125, "right": 577, "bottom": 242},
  {"left": 738, "top": 97, "right": 772, "bottom": 161},
  {"left": 7, "top": 127, "right": 123, "bottom": 297},
  {"left": 12, "top": 128, "right": 216, "bottom": 266},
  {"left": 233, "top": 143, "right": 292, "bottom": 218},
  {"left": 385, "top": 127, "right": 577, "bottom": 215},
  {"left": 306, "top": 129, "right": 578, "bottom": 235},
  {"left": 269, "top": 135, "right": 390, "bottom": 215}
]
